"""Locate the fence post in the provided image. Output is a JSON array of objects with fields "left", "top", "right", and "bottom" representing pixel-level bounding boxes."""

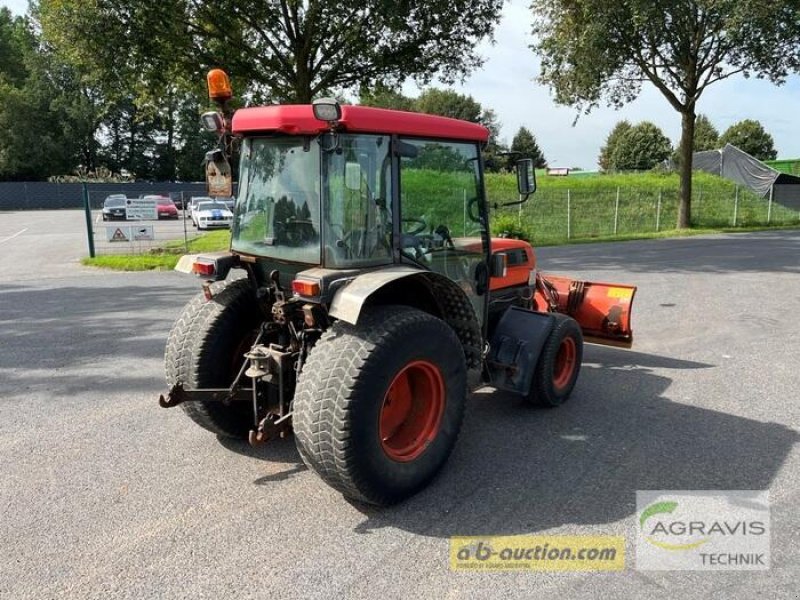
[
  {"left": 463, "top": 189, "right": 468, "bottom": 235},
  {"left": 656, "top": 190, "right": 662, "bottom": 232},
  {"left": 733, "top": 186, "right": 739, "bottom": 227},
  {"left": 614, "top": 187, "right": 620, "bottom": 235},
  {"left": 182, "top": 191, "right": 189, "bottom": 251},
  {"left": 82, "top": 183, "right": 96, "bottom": 258},
  {"left": 767, "top": 185, "right": 773, "bottom": 224},
  {"left": 566, "top": 189, "right": 571, "bottom": 240}
]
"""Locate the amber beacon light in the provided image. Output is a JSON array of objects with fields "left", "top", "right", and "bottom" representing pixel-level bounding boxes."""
[{"left": 207, "top": 69, "right": 233, "bottom": 102}]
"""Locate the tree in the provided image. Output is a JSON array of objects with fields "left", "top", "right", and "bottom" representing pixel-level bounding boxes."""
[
  {"left": 693, "top": 114, "right": 720, "bottom": 152},
  {"left": 509, "top": 127, "right": 546, "bottom": 168},
  {"left": 414, "top": 88, "right": 507, "bottom": 172},
  {"left": 416, "top": 88, "right": 483, "bottom": 122},
  {"left": 598, "top": 120, "right": 632, "bottom": 171},
  {"left": 531, "top": 0, "right": 800, "bottom": 228},
  {"left": 0, "top": 10, "right": 96, "bottom": 180},
  {"left": 40, "top": 0, "right": 504, "bottom": 104},
  {"left": 719, "top": 119, "right": 777, "bottom": 160},
  {"left": 0, "top": 7, "right": 30, "bottom": 86},
  {"left": 610, "top": 122, "right": 672, "bottom": 171},
  {"left": 359, "top": 85, "right": 416, "bottom": 112}
]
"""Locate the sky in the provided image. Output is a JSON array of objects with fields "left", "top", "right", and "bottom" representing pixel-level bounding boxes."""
[{"left": 4, "top": 0, "right": 799, "bottom": 170}]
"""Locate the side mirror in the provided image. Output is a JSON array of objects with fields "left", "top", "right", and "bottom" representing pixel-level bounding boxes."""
[
  {"left": 516, "top": 159, "right": 536, "bottom": 195},
  {"left": 490, "top": 252, "right": 508, "bottom": 278},
  {"left": 200, "top": 111, "right": 225, "bottom": 133}
]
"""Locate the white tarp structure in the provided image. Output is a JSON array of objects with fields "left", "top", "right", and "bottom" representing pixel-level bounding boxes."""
[{"left": 693, "top": 144, "right": 800, "bottom": 211}]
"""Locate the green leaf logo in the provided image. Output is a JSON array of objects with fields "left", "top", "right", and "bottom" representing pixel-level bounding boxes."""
[{"left": 640, "top": 500, "right": 708, "bottom": 551}]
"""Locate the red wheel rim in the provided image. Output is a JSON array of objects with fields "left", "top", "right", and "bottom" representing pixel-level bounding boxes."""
[
  {"left": 552, "top": 337, "right": 577, "bottom": 389},
  {"left": 379, "top": 360, "right": 446, "bottom": 462}
]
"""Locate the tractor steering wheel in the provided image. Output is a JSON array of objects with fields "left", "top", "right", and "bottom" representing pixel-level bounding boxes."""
[
  {"left": 467, "top": 197, "right": 481, "bottom": 223},
  {"left": 402, "top": 217, "right": 427, "bottom": 235}
]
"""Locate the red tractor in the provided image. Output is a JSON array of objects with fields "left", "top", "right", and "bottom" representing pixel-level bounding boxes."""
[{"left": 159, "top": 70, "right": 636, "bottom": 505}]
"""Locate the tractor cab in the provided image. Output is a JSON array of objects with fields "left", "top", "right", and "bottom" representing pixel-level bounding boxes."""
[{"left": 222, "top": 100, "right": 506, "bottom": 333}]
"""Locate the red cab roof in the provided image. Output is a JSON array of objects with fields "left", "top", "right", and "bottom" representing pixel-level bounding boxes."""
[{"left": 231, "top": 104, "right": 489, "bottom": 143}]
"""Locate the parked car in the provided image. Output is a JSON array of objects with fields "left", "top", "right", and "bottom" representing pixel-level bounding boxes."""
[
  {"left": 188, "top": 196, "right": 214, "bottom": 220},
  {"left": 217, "top": 196, "right": 235, "bottom": 211},
  {"left": 142, "top": 195, "right": 179, "bottom": 219},
  {"left": 102, "top": 195, "right": 127, "bottom": 221},
  {"left": 192, "top": 200, "right": 234, "bottom": 230},
  {"left": 170, "top": 193, "right": 186, "bottom": 210}
]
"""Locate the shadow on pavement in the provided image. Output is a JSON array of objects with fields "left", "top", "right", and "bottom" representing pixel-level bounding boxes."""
[
  {"left": 348, "top": 344, "right": 798, "bottom": 536},
  {"left": 0, "top": 284, "right": 191, "bottom": 372},
  {"left": 218, "top": 435, "right": 305, "bottom": 470}
]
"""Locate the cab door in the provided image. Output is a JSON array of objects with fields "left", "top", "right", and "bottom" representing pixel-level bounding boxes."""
[{"left": 396, "top": 137, "right": 490, "bottom": 326}]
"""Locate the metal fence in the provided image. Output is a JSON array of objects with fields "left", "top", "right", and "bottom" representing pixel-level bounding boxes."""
[
  {"left": 501, "top": 187, "right": 800, "bottom": 245},
  {"left": 0, "top": 181, "right": 212, "bottom": 210},
  {"left": 87, "top": 189, "right": 198, "bottom": 256},
  {"left": 90, "top": 185, "right": 800, "bottom": 256}
]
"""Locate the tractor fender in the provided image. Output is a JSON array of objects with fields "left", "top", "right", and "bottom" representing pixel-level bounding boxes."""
[
  {"left": 328, "top": 266, "right": 483, "bottom": 368},
  {"left": 486, "top": 306, "right": 556, "bottom": 396}
]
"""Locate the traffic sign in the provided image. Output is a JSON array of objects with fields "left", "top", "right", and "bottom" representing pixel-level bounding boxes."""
[
  {"left": 125, "top": 198, "right": 158, "bottom": 220},
  {"left": 132, "top": 225, "right": 154, "bottom": 241},
  {"left": 107, "top": 226, "right": 130, "bottom": 242}
]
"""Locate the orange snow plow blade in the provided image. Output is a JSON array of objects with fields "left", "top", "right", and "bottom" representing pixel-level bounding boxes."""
[{"left": 537, "top": 275, "right": 637, "bottom": 348}]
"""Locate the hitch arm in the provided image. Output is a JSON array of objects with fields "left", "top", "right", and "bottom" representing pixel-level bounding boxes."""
[{"left": 158, "top": 383, "right": 253, "bottom": 408}]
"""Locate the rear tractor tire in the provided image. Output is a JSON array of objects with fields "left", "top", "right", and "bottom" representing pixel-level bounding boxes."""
[
  {"left": 165, "top": 278, "right": 262, "bottom": 438},
  {"left": 293, "top": 305, "right": 467, "bottom": 506},
  {"left": 528, "top": 313, "right": 584, "bottom": 408}
]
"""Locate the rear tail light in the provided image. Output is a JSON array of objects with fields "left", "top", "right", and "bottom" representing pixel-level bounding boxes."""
[
  {"left": 193, "top": 261, "right": 216, "bottom": 277},
  {"left": 292, "top": 279, "right": 321, "bottom": 297}
]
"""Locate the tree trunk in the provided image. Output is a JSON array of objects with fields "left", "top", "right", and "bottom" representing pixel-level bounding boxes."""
[
  {"left": 677, "top": 108, "right": 695, "bottom": 228},
  {"left": 294, "top": 59, "right": 313, "bottom": 103}
]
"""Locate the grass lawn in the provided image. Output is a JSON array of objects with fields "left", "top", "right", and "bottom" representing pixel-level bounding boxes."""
[{"left": 82, "top": 230, "right": 230, "bottom": 271}]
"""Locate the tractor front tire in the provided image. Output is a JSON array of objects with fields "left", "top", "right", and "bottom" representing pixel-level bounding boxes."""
[
  {"left": 293, "top": 305, "right": 467, "bottom": 506},
  {"left": 528, "top": 313, "right": 583, "bottom": 408},
  {"left": 165, "top": 278, "right": 261, "bottom": 438}
]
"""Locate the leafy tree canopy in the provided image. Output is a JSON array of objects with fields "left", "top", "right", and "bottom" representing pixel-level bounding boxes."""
[
  {"left": 39, "top": 0, "right": 504, "bottom": 105},
  {"left": 0, "top": 10, "right": 94, "bottom": 180},
  {"left": 719, "top": 119, "right": 777, "bottom": 160},
  {"left": 610, "top": 122, "right": 672, "bottom": 171},
  {"left": 598, "top": 120, "right": 632, "bottom": 171},
  {"left": 693, "top": 114, "right": 720, "bottom": 152},
  {"left": 358, "top": 85, "right": 416, "bottom": 112},
  {"left": 359, "top": 86, "right": 508, "bottom": 172}
]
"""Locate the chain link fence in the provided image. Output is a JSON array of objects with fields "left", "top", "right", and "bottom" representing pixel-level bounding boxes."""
[
  {"left": 88, "top": 190, "right": 196, "bottom": 256},
  {"left": 498, "top": 186, "right": 800, "bottom": 246}
]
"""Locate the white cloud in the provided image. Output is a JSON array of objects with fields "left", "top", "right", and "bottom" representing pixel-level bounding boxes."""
[
  {"left": 407, "top": 0, "right": 800, "bottom": 170},
  {"left": 1, "top": 0, "right": 27, "bottom": 16}
]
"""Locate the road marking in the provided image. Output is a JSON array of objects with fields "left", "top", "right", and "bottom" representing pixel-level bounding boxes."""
[{"left": 0, "top": 228, "right": 28, "bottom": 244}]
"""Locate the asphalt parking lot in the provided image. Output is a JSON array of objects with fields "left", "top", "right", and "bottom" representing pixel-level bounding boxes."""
[{"left": 1, "top": 210, "right": 799, "bottom": 599}]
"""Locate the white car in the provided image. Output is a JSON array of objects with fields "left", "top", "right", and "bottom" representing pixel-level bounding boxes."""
[
  {"left": 192, "top": 200, "right": 234, "bottom": 230},
  {"left": 188, "top": 196, "right": 214, "bottom": 220}
]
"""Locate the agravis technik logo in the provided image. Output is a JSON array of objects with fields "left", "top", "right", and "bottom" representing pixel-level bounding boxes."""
[{"left": 636, "top": 491, "right": 770, "bottom": 571}]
